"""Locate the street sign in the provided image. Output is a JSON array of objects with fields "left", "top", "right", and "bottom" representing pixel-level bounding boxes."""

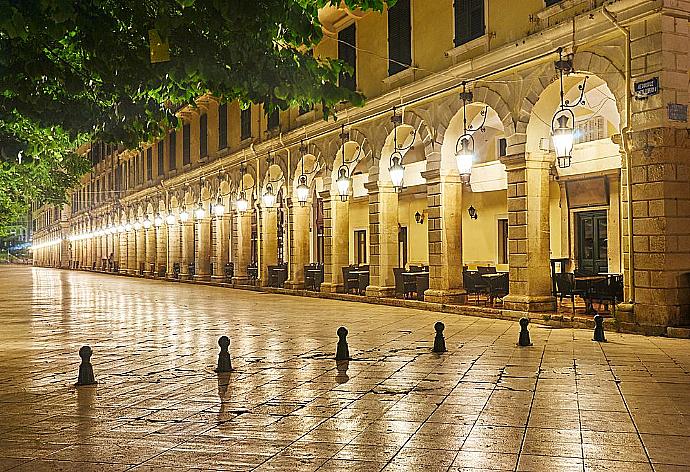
[{"left": 634, "top": 77, "right": 659, "bottom": 98}]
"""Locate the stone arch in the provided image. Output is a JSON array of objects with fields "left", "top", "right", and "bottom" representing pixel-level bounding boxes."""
[
  {"left": 292, "top": 141, "right": 325, "bottom": 198},
  {"left": 435, "top": 84, "right": 517, "bottom": 145},
  {"left": 517, "top": 51, "right": 626, "bottom": 138}
]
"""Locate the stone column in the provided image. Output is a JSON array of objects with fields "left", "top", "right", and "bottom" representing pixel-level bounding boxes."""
[
  {"left": 232, "top": 211, "right": 252, "bottom": 284},
  {"left": 112, "top": 231, "right": 120, "bottom": 272},
  {"left": 156, "top": 224, "right": 168, "bottom": 277},
  {"left": 179, "top": 220, "right": 194, "bottom": 280},
  {"left": 423, "top": 171, "right": 465, "bottom": 303},
  {"left": 95, "top": 233, "right": 102, "bottom": 269},
  {"left": 616, "top": 10, "right": 690, "bottom": 333},
  {"left": 85, "top": 233, "right": 92, "bottom": 269},
  {"left": 60, "top": 222, "right": 70, "bottom": 269},
  {"left": 166, "top": 222, "right": 179, "bottom": 278},
  {"left": 127, "top": 229, "right": 137, "bottom": 274},
  {"left": 366, "top": 183, "right": 398, "bottom": 297},
  {"left": 195, "top": 216, "right": 211, "bottom": 281},
  {"left": 501, "top": 153, "right": 555, "bottom": 312},
  {"left": 608, "top": 173, "right": 622, "bottom": 274},
  {"left": 144, "top": 226, "right": 156, "bottom": 276},
  {"left": 135, "top": 227, "right": 145, "bottom": 275},
  {"left": 286, "top": 199, "right": 310, "bottom": 289},
  {"left": 212, "top": 213, "right": 229, "bottom": 280},
  {"left": 260, "top": 208, "right": 278, "bottom": 286},
  {"left": 321, "top": 193, "right": 349, "bottom": 293},
  {"left": 119, "top": 231, "right": 128, "bottom": 274}
]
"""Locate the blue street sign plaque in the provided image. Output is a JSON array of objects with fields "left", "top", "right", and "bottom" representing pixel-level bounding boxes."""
[{"left": 634, "top": 77, "right": 659, "bottom": 98}]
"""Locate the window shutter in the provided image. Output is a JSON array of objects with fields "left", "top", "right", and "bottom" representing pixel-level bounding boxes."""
[
  {"left": 182, "top": 123, "right": 191, "bottom": 165},
  {"left": 267, "top": 108, "right": 279, "bottom": 130},
  {"left": 455, "top": 0, "right": 485, "bottom": 46},
  {"left": 169, "top": 131, "right": 176, "bottom": 171},
  {"left": 388, "top": 0, "right": 411, "bottom": 76},
  {"left": 146, "top": 148, "right": 152, "bottom": 181},
  {"left": 241, "top": 107, "right": 252, "bottom": 140},
  {"left": 218, "top": 103, "right": 228, "bottom": 149},
  {"left": 199, "top": 114, "right": 208, "bottom": 158},
  {"left": 338, "top": 24, "right": 357, "bottom": 91},
  {"left": 157, "top": 142, "right": 164, "bottom": 176}
]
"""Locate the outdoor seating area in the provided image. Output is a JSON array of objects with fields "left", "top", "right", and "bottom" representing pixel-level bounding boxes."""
[
  {"left": 554, "top": 271, "right": 623, "bottom": 315},
  {"left": 393, "top": 265, "right": 429, "bottom": 300},
  {"left": 462, "top": 266, "right": 509, "bottom": 306},
  {"left": 303, "top": 263, "right": 324, "bottom": 291},
  {"left": 267, "top": 263, "right": 288, "bottom": 288},
  {"left": 342, "top": 264, "right": 370, "bottom": 295}
]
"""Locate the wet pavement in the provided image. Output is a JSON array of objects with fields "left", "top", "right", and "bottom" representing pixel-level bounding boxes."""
[{"left": 1, "top": 266, "right": 689, "bottom": 471}]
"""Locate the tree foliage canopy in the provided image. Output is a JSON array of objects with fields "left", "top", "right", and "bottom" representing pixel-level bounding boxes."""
[{"left": 0, "top": 0, "right": 393, "bottom": 234}]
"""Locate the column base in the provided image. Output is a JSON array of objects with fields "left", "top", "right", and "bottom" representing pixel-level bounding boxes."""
[
  {"left": 179, "top": 273, "right": 191, "bottom": 281},
  {"left": 232, "top": 275, "right": 249, "bottom": 285},
  {"left": 503, "top": 295, "right": 556, "bottom": 313},
  {"left": 365, "top": 285, "right": 395, "bottom": 298},
  {"left": 284, "top": 280, "right": 304, "bottom": 290},
  {"left": 211, "top": 274, "right": 226, "bottom": 281},
  {"left": 424, "top": 289, "right": 466, "bottom": 304},
  {"left": 194, "top": 274, "right": 211, "bottom": 282},
  {"left": 320, "top": 282, "right": 343, "bottom": 293}
]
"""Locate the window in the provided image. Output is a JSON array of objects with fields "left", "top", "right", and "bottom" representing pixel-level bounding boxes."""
[
  {"left": 146, "top": 147, "right": 152, "bottom": 181},
  {"left": 498, "top": 218, "right": 509, "bottom": 265},
  {"left": 355, "top": 229, "right": 367, "bottom": 265},
  {"left": 182, "top": 123, "right": 191, "bottom": 165},
  {"left": 338, "top": 23, "right": 357, "bottom": 90},
  {"left": 267, "top": 108, "right": 279, "bottom": 130},
  {"left": 454, "top": 0, "right": 485, "bottom": 47},
  {"left": 169, "top": 131, "right": 177, "bottom": 171},
  {"left": 387, "top": 0, "right": 411, "bottom": 76},
  {"left": 545, "top": 0, "right": 562, "bottom": 6},
  {"left": 240, "top": 107, "right": 252, "bottom": 140},
  {"left": 218, "top": 103, "right": 228, "bottom": 149},
  {"left": 199, "top": 114, "right": 208, "bottom": 158},
  {"left": 157, "top": 142, "right": 164, "bottom": 176},
  {"left": 497, "top": 137, "right": 507, "bottom": 158},
  {"left": 139, "top": 151, "right": 145, "bottom": 184}
]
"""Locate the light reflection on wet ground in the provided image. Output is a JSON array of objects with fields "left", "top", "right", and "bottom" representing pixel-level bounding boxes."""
[{"left": 0, "top": 266, "right": 689, "bottom": 471}]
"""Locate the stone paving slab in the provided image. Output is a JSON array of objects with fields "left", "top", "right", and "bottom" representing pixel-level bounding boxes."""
[{"left": 0, "top": 266, "right": 689, "bottom": 471}]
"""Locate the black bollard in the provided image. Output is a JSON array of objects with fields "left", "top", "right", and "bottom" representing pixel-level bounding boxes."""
[
  {"left": 432, "top": 321, "right": 447, "bottom": 353},
  {"left": 518, "top": 318, "right": 532, "bottom": 346},
  {"left": 76, "top": 345, "right": 97, "bottom": 386},
  {"left": 593, "top": 314, "right": 607, "bottom": 342},
  {"left": 335, "top": 326, "right": 350, "bottom": 361},
  {"left": 215, "top": 336, "right": 233, "bottom": 373}
]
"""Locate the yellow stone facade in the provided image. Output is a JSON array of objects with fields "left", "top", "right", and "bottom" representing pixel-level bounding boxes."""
[{"left": 31, "top": 0, "right": 690, "bottom": 335}]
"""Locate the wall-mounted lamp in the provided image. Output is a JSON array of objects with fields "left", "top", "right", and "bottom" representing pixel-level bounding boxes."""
[
  {"left": 468, "top": 205, "right": 478, "bottom": 220},
  {"left": 414, "top": 211, "right": 426, "bottom": 224}
]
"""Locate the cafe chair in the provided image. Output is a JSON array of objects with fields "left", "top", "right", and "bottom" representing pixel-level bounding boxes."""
[
  {"left": 393, "top": 267, "right": 415, "bottom": 298},
  {"left": 463, "top": 270, "right": 487, "bottom": 305},
  {"left": 415, "top": 273, "right": 429, "bottom": 300},
  {"left": 357, "top": 271, "right": 370, "bottom": 295},
  {"left": 304, "top": 265, "right": 315, "bottom": 291},
  {"left": 590, "top": 276, "right": 623, "bottom": 315},
  {"left": 477, "top": 266, "right": 497, "bottom": 275},
  {"left": 488, "top": 273, "right": 509, "bottom": 305},
  {"left": 554, "top": 272, "right": 585, "bottom": 313},
  {"left": 342, "top": 266, "right": 359, "bottom": 294}
]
